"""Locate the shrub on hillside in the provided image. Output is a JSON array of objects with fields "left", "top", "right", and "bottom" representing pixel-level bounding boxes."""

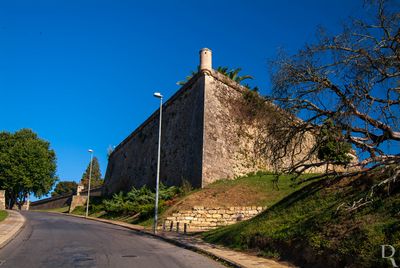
[{"left": 102, "top": 184, "right": 180, "bottom": 216}]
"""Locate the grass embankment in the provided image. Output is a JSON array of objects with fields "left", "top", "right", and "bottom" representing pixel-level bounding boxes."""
[
  {"left": 203, "top": 174, "right": 400, "bottom": 268},
  {"left": 163, "top": 172, "right": 317, "bottom": 214},
  {"left": 0, "top": 210, "right": 8, "bottom": 222},
  {"left": 72, "top": 172, "right": 316, "bottom": 228},
  {"left": 35, "top": 207, "right": 70, "bottom": 213}
]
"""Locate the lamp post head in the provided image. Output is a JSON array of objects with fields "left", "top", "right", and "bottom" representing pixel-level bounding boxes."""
[
  {"left": 88, "top": 149, "right": 93, "bottom": 153},
  {"left": 153, "top": 92, "right": 163, "bottom": 99}
]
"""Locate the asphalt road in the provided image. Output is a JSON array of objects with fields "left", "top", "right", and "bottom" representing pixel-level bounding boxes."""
[{"left": 0, "top": 212, "right": 225, "bottom": 268}]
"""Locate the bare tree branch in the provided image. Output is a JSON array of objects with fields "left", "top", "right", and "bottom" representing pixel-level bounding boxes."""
[{"left": 266, "top": 0, "right": 400, "bottom": 191}]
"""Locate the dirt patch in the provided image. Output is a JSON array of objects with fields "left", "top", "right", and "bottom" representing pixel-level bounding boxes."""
[
  {"left": 161, "top": 173, "right": 307, "bottom": 218},
  {"left": 163, "top": 183, "right": 267, "bottom": 218}
]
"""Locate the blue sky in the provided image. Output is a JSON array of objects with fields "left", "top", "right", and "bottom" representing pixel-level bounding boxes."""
[{"left": 0, "top": 0, "right": 369, "bottom": 198}]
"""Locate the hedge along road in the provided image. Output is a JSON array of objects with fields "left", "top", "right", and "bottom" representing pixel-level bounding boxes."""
[{"left": 0, "top": 211, "right": 225, "bottom": 268}]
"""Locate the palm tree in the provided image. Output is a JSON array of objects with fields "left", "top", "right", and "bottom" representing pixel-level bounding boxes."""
[
  {"left": 216, "top": 66, "right": 229, "bottom": 75},
  {"left": 177, "top": 66, "right": 253, "bottom": 87},
  {"left": 221, "top": 67, "right": 253, "bottom": 84},
  {"left": 176, "top": 70, "right": 197, "bottom": 86}
]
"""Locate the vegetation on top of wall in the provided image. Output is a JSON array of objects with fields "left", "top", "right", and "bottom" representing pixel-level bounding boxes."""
[
  {"left": 107, "top": 145, "right": 114, "bottom": 159},
  {"left": 241, "top": 87, "right": 269, "bottom": 118},
  {"left": 176, "top": 70, "right": 198, "bottom": 86},
  {"left": 177, "top": 66, "right": 254, "bottom": 88},
  {"left": 215, "top": 66, "right": 253, "bottom": 85}
]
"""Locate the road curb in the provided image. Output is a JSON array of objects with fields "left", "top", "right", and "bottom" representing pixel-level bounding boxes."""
[
  {"left": 50, "top": 212, "right": 242, "bottom": 267},
  {"left": 0, "top": 210, "right": 26, "bottom": 249}
]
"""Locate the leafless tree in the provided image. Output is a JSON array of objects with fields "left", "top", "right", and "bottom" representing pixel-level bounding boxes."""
[{"left": 267, "top": 0, "right": 400, "bottom": 189}]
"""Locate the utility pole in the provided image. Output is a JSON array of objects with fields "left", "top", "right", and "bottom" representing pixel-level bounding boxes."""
[
  {"left": 85, "top": 149, "right": 94, "bottom": 218},
  {"left": 153, "top": 92, "right": 163, "bottom": 234}
]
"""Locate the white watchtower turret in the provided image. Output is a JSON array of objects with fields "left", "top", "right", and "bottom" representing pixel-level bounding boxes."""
[{"left": 199, "top": 48, "right": 212, "bottom": 72}]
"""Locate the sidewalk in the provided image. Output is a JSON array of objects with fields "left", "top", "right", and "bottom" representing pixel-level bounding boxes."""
[
  {"left": 0, "top": 210, "right": 25, "bottom": 249},
  {"left": 160, "top": 232, "right": 293, "bottom": 268},
  {"left": 64, "top": 213, "right": 293, "bottom": 268}
]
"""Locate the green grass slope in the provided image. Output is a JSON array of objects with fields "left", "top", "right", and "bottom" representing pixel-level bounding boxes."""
[
  {"left": 162, "top": 172, "right": 317, "bottom": 214},
  {"left": 0, "top": 210, "right": 7, "bottom": 222},
  {"left": 72, "top": 172, "right": 317, "bottom": 228},
  {"left": 203, "top": 175, "right": 400, "bottom": 268},
  {"left": 35, "top": 207, "right": 70, "bottom": 213}
]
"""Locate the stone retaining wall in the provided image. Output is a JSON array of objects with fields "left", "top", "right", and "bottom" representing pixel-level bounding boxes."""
[
  {"left": 69, "top": 195, "right": 88, "bottom": 213},
  {"left": 165, "top": 206, "right": 266, "bottom": 231},
  {"left": 30, "top": 194, "right": 72, "bottom": 210},
  {"left": 80, "top": 187, "right": 103, "bottom": 197},
  {"left": 0, "top": 190, "right": 5, "bottom": 210},
  {"left": 30, "top": 186, "right": 103, "bottom": 212}
]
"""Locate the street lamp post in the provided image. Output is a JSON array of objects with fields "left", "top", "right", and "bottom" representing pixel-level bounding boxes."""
[
  {"left": 153, "top": 92, "right": 163, "bottom": 234},
  {"left": 85, "top": 149, "right": 94, "bottom": 218}
]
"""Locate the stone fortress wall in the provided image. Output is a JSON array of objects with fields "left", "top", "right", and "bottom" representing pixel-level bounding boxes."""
[
  {"left": 30, "top": 186, "right": 102, "bottom": 211},
  {"left": 30, "top": 194, "right": 72, "bottom": 210},
  {"left": 103, "top": 73, "right": 206, "bottom": 195},
  {"left": 103, "top": 48, "right": 326, "bottom": 195},
  {"left": 201, "top": 70, "right": 270, "bottom": 184}
]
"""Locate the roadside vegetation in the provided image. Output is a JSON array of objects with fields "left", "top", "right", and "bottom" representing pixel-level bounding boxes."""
[
  {"left": 203, "top": 170, "right": 400, "bottom": 267},
  {"left": 0, "top": 129, "right": 57, "bottom": 210},
  {"left": 72, "top": 172, "right": 318, "bottom": 227},
  {"left": 71, "top": 183, "right": 181, "bottom": 226},
  {"left": 69, "top": 169, "right": 400, "bottom": 267},
  {"left": 36, "top": 207, "right": 70, "bottom": 213},
  {"left": 0, "top": 210, "right": 8, "bottom": 222},
  {"left": 163, "top": 172, "right": 318, "bottom": 212}
]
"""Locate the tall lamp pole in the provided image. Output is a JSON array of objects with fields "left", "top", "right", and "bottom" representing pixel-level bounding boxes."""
[
  {"left": 153, "top": 92, "right": 163, "bottom": 234},
  {"left": 85, "top": 149, "right": 94, "bottom": 218}
]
